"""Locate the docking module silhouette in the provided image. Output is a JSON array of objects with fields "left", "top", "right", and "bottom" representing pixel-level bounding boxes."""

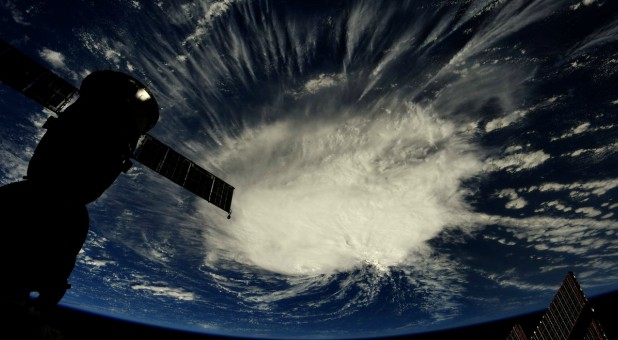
[{"left": 0, "top": 39, "right": 234, "bottom": 336}]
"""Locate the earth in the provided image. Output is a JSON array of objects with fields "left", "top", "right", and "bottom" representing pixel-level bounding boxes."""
[{"left": 1, "top": 0, "right": 617, "bottom": 339}]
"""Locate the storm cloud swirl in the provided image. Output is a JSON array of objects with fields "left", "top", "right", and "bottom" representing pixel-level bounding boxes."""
[{"left": 2, "top": 0, "right": 617, "bottom": 337}]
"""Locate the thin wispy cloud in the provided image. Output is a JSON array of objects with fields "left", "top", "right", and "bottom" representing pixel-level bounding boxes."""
[
  {"left": 3, "top": 0, "right": 30, "bottom": 25},
  {"left": 131, "top": 284, "right": 195, "bottom": 301}
]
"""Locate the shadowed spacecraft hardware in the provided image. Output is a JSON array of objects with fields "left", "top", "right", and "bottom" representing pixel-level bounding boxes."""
[{"left": 0, "top": 39, "right": 234, "bottom": 218}]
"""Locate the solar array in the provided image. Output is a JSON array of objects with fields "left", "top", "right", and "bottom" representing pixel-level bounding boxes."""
[
  {"left": 507, "top": 272, "right": 607, "bottom": 340},
  {"left": 133, "top": 134, "right": 234, "bottom": 214},
  {"left": 529, "top": 272, "right": 606, "bottom": 340}
]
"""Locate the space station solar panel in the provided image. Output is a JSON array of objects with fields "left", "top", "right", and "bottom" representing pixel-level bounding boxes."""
[
  {"left": 0, "top": 39, "right": 78, "bottom": 113},
  {"left": 133, "top": 134, "right": 234, "bottom": 213}
]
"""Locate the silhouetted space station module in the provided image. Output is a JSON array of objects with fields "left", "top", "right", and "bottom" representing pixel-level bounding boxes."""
[
  {"left": 28, "top": 70, "right": 159, "bottom": 205},
  {"left": 0, "top": 39, "right": 234, "bottom": 217}
]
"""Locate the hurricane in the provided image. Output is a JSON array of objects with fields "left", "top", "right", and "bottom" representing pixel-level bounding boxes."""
[{"left": 1, "top": 0, "right": 617, "bottom": 338}]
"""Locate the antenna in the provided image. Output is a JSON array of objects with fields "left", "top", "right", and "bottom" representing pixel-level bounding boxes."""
[{"left": 0, "top": 39, "right": 234, "bottom": 217}]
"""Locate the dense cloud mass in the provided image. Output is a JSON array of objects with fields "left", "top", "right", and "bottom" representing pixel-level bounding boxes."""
[{"left": 205, "top": 100, "right": 483, "bottom": 276}]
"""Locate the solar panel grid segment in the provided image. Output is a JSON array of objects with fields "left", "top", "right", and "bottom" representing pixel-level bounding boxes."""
[
  {"left": 185, "top": 165, "right": 215, "bottom": 200},
  {"left": 26, "top": 73, "right": 77, "bottom": 113},
  {"left": 530, "top": 273, "right": 591, "bottom": 340},
  {"left": 0, "top": 40, "right": 78, "bottom": 113},
  {"left": 506, "top": 324, "right": 529, "bottom": 340},
  {"left": 210, "top": 178, "right": 234, "bottom": 213},
  {"left": 585, "top": 319, "right": 607, "bottom": 340},
  {"left": 134, "top": 135, "right": 234, "bottom": 214}
]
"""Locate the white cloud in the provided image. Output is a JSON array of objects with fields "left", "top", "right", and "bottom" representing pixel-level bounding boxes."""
[
  {"left": 573, "top": 122, "right": 591, "bottom": 134},
  {"left": 39, "top": 47, "right": 78, "bottom": 80},
  {"left": 81, "top": 256, "right": 115, "bottom": 267},
  {"left": 104, "top": 49, "right": 122, "bottom": 63},
  {"left": 536, "top": 178, "right": 618, "bottom": 196},
  {"left": 497, "top": 189, "right": 518, "bottom": 200},
  {"left": 504, "top": 145, "right": 524, "bottom": 154},
  {"left": 551, "top": 122, "right": 614, "bottom": 142},
  {"left": 484, "top": 110, "right": 528, "bottom": 132},
  {"left": 497, "top": 189, "right": 527, "bottom": 209},
  {"left": 131, "top": 285, "right": 195, "bottom": 301},
  {"left": 39, "top": 48, "right": 67, "bottom": 70},
  {"left": 5, "top": 1, "right": 30, "bottom": 25},
  {"left": 0, "top": 111, "right": 52, "bottom": 185},
  {"left": 493, "top": 214, "right": 617, "bottom": 258},
  {"left": 570, "top": 0, "right": 597, "bottom": 10},
  {"left": 304, "top": 74, "right": 343, "bottom": 94},
  {"left": 506, "top": 197, "right": 527, "bottom": 210},
  {"left": 569, "top": 149, "right": 586, "bottom": 157},
  {"left": 563, "top": 142, "right": 618, "bottom": 158},
  {"left": 551, "top": 122, "right": 591, "bottom": 141},
  {"left": 575, "top": 207, "right": 602, "bottom": 217},
  {"left": 546, "top": 200, "right": 573, "bottom": 212},
  {"left": 568, "top": 8, "right": 618, "bottom": 57},
  {"left": 290, "top": 73, "right": 347, "bottom": 98},
  {"left": 78, "top": 33, "right": 124, "bottom": 70},
  {"left": 182, "top": 0, "right": 237, "bottom": 45},
  {"left": 484, "top": 150, "right": 550, "bottom": 173},
  {"left": 0, "top": 148, "right": 30, "bottom": 185},
  {"left": 445, "top": 0, "right": 564, "bottom": 66},
  {"left": 492, "top": 277, "right": 553, "bottom": 292},
  {"left": 485, "top": 96, "right": 568, "bottom": 134}
]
